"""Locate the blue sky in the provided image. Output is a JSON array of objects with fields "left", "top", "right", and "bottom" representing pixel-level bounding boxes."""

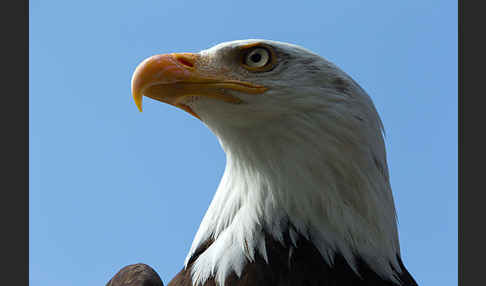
[{"left": 30, "top": 1, "right": 457, "bottom": 285}]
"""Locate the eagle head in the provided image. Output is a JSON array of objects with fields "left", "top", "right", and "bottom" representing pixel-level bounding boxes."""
[{"left": 131, "top": 40, "right": 403, "bottom": 286}]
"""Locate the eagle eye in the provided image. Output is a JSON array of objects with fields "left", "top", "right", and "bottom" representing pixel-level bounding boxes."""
[
  {"left": 240, "top": 45, "right": 276, "bottom": 72},
  {"left": 245, "top": 48, "right": 269, "bottom": 68}
]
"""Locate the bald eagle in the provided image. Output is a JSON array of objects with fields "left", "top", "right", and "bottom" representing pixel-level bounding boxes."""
[{"left": 117, "top": 40, "right": 418, "bottom": 286}]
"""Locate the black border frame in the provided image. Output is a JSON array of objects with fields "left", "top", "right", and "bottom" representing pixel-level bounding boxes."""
[
  {"left": 459, "top": 1, "right": 480, "bottom": 285},
  {"left": 2, "top": 0, "right": 29, "bottom": 285}
]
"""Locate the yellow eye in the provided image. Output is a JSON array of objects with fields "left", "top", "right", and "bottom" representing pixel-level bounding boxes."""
[
  {"left": 240, "top": 44, "right": 276, "bottom": 72},
  {"left": 244, "top": 48, "right": 270, "bottom": 68}
]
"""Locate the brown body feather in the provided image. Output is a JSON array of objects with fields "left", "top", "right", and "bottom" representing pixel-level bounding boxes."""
[{"left": 168, "top": 230, "right": 417, "bottom": 286}]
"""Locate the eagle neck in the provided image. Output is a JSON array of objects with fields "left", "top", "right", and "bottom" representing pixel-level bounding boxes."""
[{"left": 185, "top": 114, "right": 402, "bottom": 285}]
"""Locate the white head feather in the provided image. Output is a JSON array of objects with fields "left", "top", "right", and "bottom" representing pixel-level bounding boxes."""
[{"left": 181, "top": 40, "right": 401, "bottom": 286}]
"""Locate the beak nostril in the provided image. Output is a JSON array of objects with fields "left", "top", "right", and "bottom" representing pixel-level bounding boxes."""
[{"left": 173, "top": 53, "right": 196, "bottom": 68}]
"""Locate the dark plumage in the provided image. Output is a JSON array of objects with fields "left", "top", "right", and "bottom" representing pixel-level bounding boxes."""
[
  {"left": 168, "top": 230, "right": 417, "bottom": 286},
  {"left": 107, "top": 231, "right": 417, "bottom": 286},
  {"left": 107, "top": 263, "right": 163, "bottom": 286}
]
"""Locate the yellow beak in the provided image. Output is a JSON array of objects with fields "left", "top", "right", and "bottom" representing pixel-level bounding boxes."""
[{"left": 131, "top": 53, "right": 267, "bottom": 119}]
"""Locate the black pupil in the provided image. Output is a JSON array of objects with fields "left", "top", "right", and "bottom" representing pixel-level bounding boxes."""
[{"left": 250, "top": 53, "right": 262, "bottom": 63}]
